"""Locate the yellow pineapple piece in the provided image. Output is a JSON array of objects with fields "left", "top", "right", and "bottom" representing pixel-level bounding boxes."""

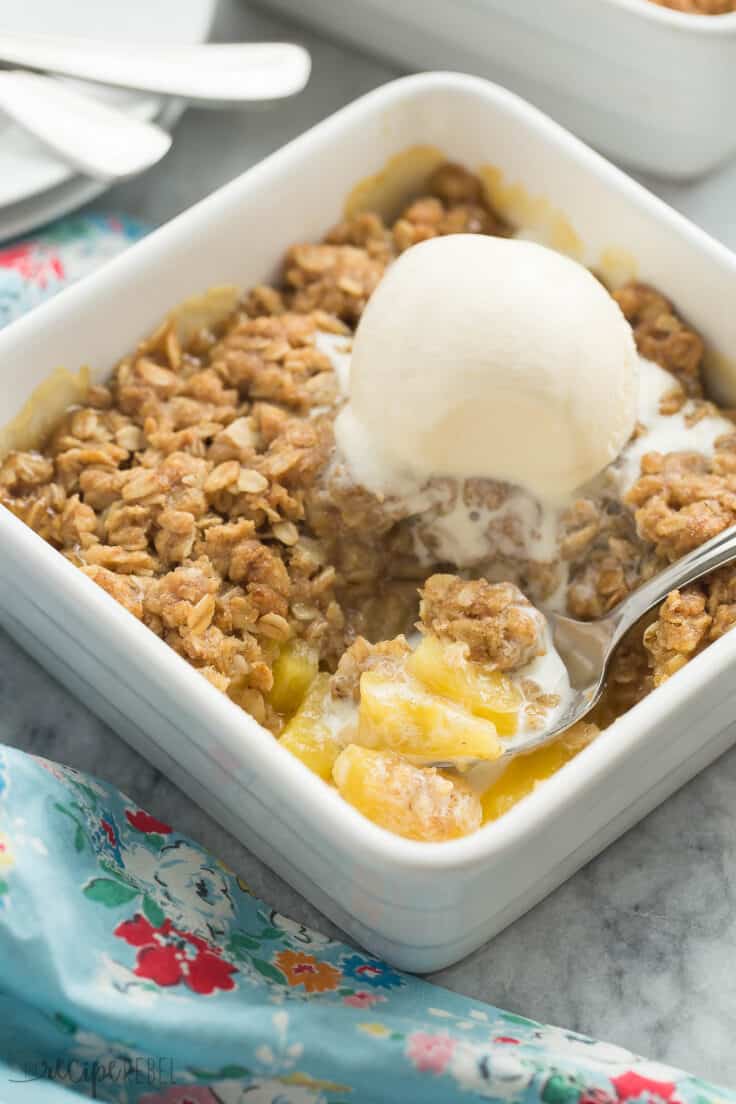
[
  {"left": 358, "top": 670, "right": 502, "bottom": 763},
  {"left": 268, "top": 638, "right": 319, "bottom": 717},
  {"left": 481, "top": 722, "right": 597, "bottom": 822},
  {"left": 333, "top": 744, "right": 482, "bottom": 841},
  {"left": 279, "top": 674, "right": 345, "bottom": 781},
  {"left": 407, "top": 635, "right": 521, "bottom": 736}
]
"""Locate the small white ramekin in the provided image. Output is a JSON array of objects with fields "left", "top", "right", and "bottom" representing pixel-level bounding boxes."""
[
  {"left": 3, "top": 74, "right": 736, "bottom": 972},
  {"left": 259, "top": 0, "right": 736, "bottom": 179}
]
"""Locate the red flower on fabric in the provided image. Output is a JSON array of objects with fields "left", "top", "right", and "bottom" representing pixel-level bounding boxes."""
[
  {"left": 125, "top": 809, "right": 172, "bottom": 835},
  {"left": 114, "top": 913, "right": 236, "bottom": 995},
  {"left": 612, "top": 1073, "right": 677, "bottom": 1103},
  {"left": 100, "top": 819, "right": 116, "bottom": 847},
  {"left": 0, "top": 243, "right": 63, "bottom": 285}
]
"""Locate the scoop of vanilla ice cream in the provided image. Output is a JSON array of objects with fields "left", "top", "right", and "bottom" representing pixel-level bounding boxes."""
[{"left": 335, "top": 235, "right": 638, "bottom": 502}]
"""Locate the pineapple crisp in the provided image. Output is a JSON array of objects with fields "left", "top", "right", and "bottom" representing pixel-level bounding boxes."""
[{"left": 3, "top": 162, "right": 736, "bottom": 842}]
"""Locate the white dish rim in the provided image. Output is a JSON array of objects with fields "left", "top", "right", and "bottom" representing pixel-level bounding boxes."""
[{"left": 2, "top": 70, "right": 736, "bottom": 880}]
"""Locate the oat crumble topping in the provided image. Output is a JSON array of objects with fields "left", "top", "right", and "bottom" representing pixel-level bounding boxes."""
[
  {"left": 330, "top": 636, "right": 411, "bottom": 703},
  {"left": 613, "top": 283, "right": 704, "bottom": 397},
  {"left": 626, "top": 446, "right": 736, "bottom": 561},
  {"left": 3, "top": 158, "right": 735, "bottom": 839},
  {"left": 417, "top": 576, "right": 545, "bottom": 669}
]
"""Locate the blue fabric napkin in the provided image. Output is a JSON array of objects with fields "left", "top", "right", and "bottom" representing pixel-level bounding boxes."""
[
  {"left": 1, "top": 744, "right": 733, "bottom": 1104},
  {"left": 0, "top": 214, "right": 146, "bottom": 327}
]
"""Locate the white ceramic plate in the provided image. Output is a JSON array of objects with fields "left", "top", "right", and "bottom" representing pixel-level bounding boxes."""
[
  {"left": 0, "top": 0, "right": 215, "bottom": 234},
  {"left": 0, "top": 99, "right": 184, "bottom": 243}
]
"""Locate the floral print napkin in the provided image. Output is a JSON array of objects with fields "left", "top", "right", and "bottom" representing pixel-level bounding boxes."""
[
  {"left": 0, "top": 215, "right": 734, "bottom": 1104},
  {"left": 0, "top": 744, "right": 733, "bottom": 1104},
  {"left": 0, "top": 214, "right": 146, "bottom": 327}
]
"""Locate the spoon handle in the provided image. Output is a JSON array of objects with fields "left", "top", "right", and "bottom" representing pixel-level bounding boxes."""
[
  {"left": 0, "top": 71, "right": 171, "bottom": 181},
  {"left": 612, "top": 523, "right": 736, "bottom": 644},
  {"left": 0, "top": 35, "right": 311, "bottom": 104}
]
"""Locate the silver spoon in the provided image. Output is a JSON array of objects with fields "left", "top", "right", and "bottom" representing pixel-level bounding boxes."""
[
  {"left": 0, "top": 70, "right": 171, "bottom": 181},
  {"left": 432, "top": 523, "right": 736, "bottom": 782},
  {"left": 0, "top": 34, "right": 311, "bottom": 104}
]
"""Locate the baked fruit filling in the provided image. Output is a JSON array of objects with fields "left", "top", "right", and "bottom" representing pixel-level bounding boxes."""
[
  {"left": 277, "top": 575, "right": 594, "bottom": 841},
  {"left": 2, "top": 160, "right": 735, "bottom": 842}
]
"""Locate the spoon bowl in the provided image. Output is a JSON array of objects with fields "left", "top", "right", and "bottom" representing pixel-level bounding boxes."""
[
  {"left": 0, "top": 70, "right": 171, "bottom": 181},
  {"left": 433, "top": 522, "right": 736, "bottom": 782}
]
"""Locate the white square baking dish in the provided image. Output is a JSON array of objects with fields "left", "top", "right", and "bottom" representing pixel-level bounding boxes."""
[
  {"left": 3, "top": 73, "right": 736, "bottom": 973},
  {"left": 258, "top": 0, "right": 736, "bottom": 179}
]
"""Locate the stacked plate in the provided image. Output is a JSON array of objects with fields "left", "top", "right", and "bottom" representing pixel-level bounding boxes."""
[{"left": 0, "top": 0, "right": 216, "bottom": 242}]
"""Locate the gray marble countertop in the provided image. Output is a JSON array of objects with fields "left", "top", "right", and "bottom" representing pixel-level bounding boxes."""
[{"left": 4, "top": 0, "right": 736, "bottom": 1087}]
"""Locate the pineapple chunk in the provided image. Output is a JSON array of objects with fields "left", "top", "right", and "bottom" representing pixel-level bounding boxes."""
[
  {"left": 481, "top": 723, "right": 596, "bottom": 822},
  {"left": 279, "top": 674, "right": 345, "bottom": 781},
  {"left": 333, "top": 744, "right": 482, "bottom": 841},
  {"left": 269, "top": 639, "right": 319, "bottom": 717},
  {"left": 358, "top": 670, "right": 502, "bottom": 762},
  {"left": 408, "top": 635, "right": 521, "bottom": 736}
]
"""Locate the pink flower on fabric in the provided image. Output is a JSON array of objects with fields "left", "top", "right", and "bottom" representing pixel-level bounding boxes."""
[
  {"left": 139, "top": 1086, "right": 217, "bottom": 1104},
  {"left": 406, "top": 1031, "right": 456, "bottom": 1074},
  {"left": 343, "top": 990, "right": 385, "bottom": 1009}
]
